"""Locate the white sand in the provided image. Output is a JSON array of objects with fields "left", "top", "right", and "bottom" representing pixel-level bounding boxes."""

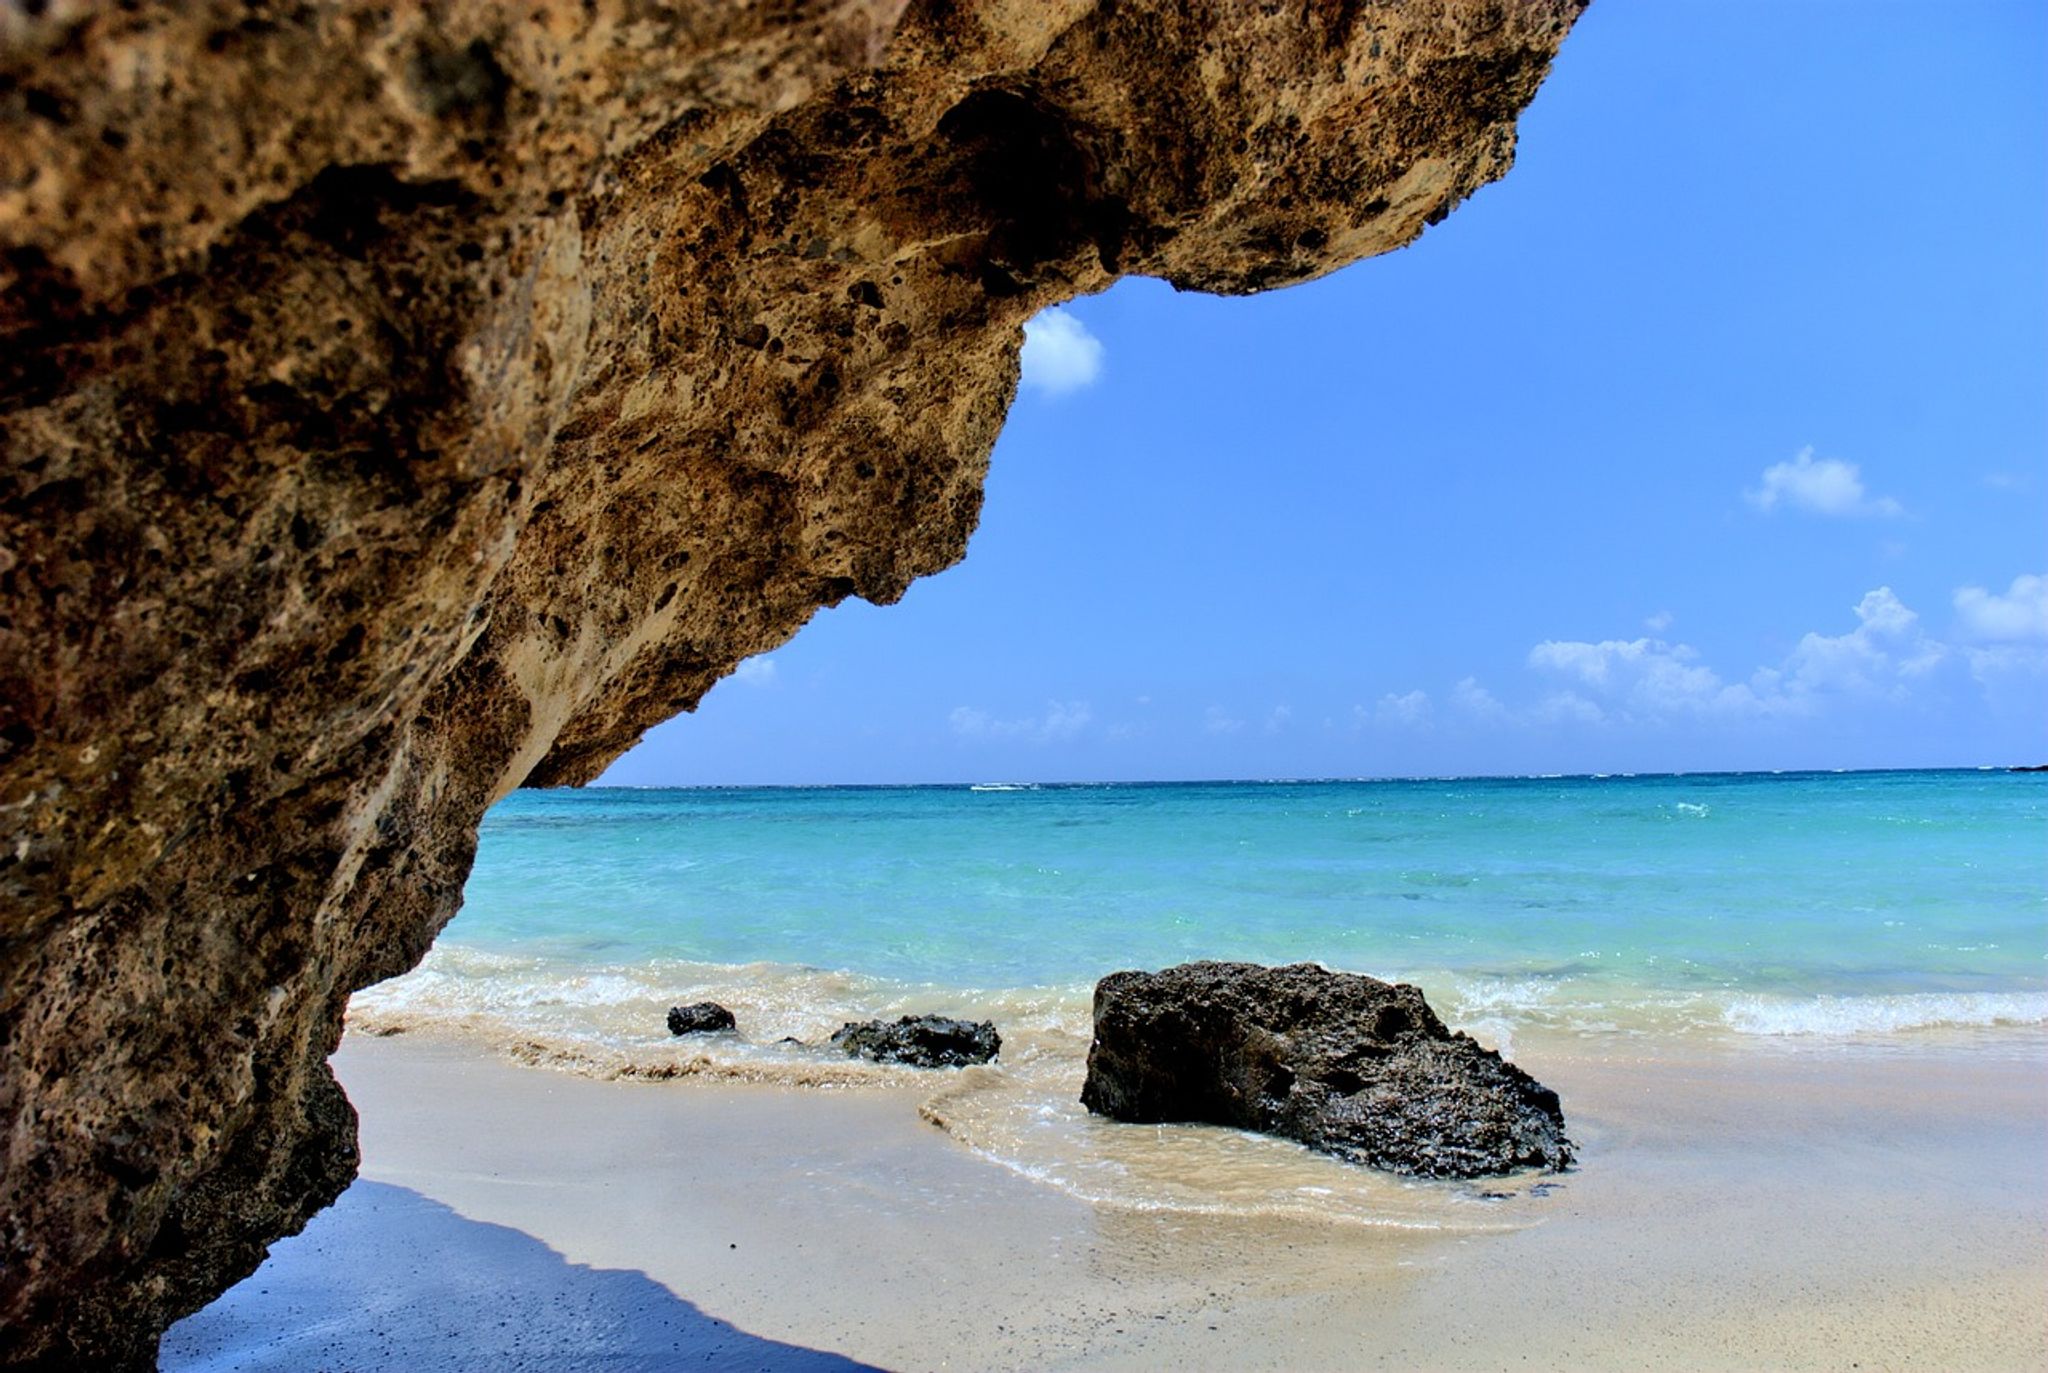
[{"left": 164, "top": 1031, "right": 2048, "bottom": 1371}]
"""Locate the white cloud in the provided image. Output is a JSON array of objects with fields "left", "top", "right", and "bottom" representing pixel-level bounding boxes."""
[
  {"left": 1374, "top": 690, "right": 1432, "bottom": 728},
  {"left": 1452, "top": 677, "right": 1508, "bottom": 723},
  {"left": 1040, "top": 701, "right": 1093, "bottom": 740},
  {"left": 948, "top": 700, "right": 1092, "bottom": 743},
  {"left": 1262, "top": 705, "right": 1293, "bottom": 735},
  {"left": 1528, "top": 637, "right": 1758, "bottom": 718},
  {"left": 732, "top": 656, "right": 777, "bottom": 685},
  {"left": 1421, "top": 575, "right": 2037, "bottom": 737},
  {"left": 1644, "top": 610, "right": 1673, "bottom": 632},
  {"left": 1774, "top": 587, "right": 1944, "bottom": 699},
  {"left": 1745, "top": 446, "right": 1902, "bottom": 518},
  {"left": 1954, "top": 573, "right": 2048, "bottom": 642},
  {"left": 1523, "top": 587, "right": 1952, "bottom": 724},
  {"left": 1533, "top": 691, "right": 1605, "bottom": 725},
  {"left": 1961, "top": 643, "right": 2048, "bottom": 691},
  {"left": 1203, "top": 705, "right": 1243, "bottom": 735},
  {"left": 1019, "top": 309, "right": 1104, "bottom": 395}
]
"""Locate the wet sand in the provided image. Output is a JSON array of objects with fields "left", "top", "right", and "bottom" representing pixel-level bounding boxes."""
[{"left": 165, "top": 1031, "right": 2048, "bottom": 1371}]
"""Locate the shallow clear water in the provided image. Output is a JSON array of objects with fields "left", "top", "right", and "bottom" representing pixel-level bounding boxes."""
[{"left": 351, "top": 769, "right": 2047, "bottom": 1223}]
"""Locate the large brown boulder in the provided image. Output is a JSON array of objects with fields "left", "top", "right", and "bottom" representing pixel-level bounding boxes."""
[
  {"left": 1081, "top": 962, "right": 1573, "bottom": 1178},
  {"left": 0, "top": 3, "right": 1583, "bottom": 1365}
]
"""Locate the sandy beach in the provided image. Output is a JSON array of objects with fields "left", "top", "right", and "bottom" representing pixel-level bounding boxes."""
[{"left": 163, "top": 1028, "right": 2048, "bottom": 1371}]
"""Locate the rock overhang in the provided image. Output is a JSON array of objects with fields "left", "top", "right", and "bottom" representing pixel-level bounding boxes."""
[{"left": 0, "top": 3, "right": 1586, "bottom": 1365}]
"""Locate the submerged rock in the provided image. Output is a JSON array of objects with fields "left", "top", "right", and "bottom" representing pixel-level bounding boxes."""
[
  {"left": 831, "top": 1016, "right": 1000, "bottom": 1068},
  {"left": 1080, "top": 962, "right": 1572, "bottom": 1178},
  {"left": 666, "top": 1002, "right": 737, "bottom": 1036}
]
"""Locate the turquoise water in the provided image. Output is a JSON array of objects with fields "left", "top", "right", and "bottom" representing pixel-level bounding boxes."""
[
  {"left": 349, "top": 768, "right": 2045, "bottom": 1220},
  {"left": 358, "top": 769, "right": 2046, "bottom": 1049}
]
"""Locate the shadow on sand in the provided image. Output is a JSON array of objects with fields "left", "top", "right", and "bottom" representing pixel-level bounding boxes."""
[{"left": 161, "top": 1180, "right": 883, "bottom": 1372}]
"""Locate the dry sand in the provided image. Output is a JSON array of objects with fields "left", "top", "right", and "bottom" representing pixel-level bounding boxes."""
[{"left": 163, "top": 1031, "right": 2048, "bottom": 1371}]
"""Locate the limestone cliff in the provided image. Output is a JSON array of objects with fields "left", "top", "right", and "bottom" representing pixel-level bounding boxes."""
[{"left": 0, "top": 2, "right": 1582, "bottom": 1365}]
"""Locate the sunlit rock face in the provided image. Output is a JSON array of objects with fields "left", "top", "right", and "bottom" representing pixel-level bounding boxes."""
[{"left": 0, "top": 2, "right": 1583, "bottom": 1365}]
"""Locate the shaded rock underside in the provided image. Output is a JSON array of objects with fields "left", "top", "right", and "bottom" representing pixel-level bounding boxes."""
[{"left": 0, "top": 1, "right": 1582, "bottom": 1365}]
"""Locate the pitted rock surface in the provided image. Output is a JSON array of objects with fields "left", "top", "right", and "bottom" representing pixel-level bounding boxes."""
[
  {"left": 0, "top": 3, "right": 1583, "bottom": 1365},
  {"left": 666, "top": 1002, "right": 738, "bottom": 1036},
  {"left": 831, "top": 1015, "right": 1000, "bottom": 1068},
  {"left": 1081, "top": 962, "right": 1573, "bottom": 1178}
]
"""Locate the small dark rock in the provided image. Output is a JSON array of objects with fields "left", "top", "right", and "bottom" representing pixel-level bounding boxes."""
[
  {"left": 830, "top": 1015, "right": 999, "bottom": 1068},
  {"left": 1080, "top": 961, "right": 1572, "bottom": 1179},
  {"left": 666, "top": 1002, "right": 737, "bottom": 1036}
]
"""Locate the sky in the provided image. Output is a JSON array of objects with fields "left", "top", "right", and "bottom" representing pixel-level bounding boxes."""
[{"left": 601, "top": 0, "right": 2048, "bottom": 786}]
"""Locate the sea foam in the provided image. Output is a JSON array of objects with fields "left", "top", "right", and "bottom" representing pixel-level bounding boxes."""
[{"left": 1722, "top": 991, "right": 2048, "bottom": 1037}]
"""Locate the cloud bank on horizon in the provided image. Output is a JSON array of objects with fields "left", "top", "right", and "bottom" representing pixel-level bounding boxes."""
[{"left": 936, "top": 576, "right": 2044, "bottom": 761}]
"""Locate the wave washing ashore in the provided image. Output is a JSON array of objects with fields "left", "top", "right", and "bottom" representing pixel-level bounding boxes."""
[{"left": 349, "top": 769, "right": 2047, "bottom": 1226}]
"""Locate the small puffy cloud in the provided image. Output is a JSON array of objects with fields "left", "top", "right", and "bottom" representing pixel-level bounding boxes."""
[
  {"left": 1040, "top": 700, "right": 1093, "bottom": 740},
  {"left": 1374, "top": 690, "right": 1432, "bottom": 728},
  {"left": 1852, "top": 585, "right": 1918, "bottom": 637},
  {"left": 1776, "top": 587, "right": 1944, "bottom": 698},
  {"left": 1954, "top": 573, "right": 2048, "bottom": 642},
  {"left": 1533, "top": 691, "right": 1605, "bottom": 725},
  {"left": 1203, "top": 705, "right": 1243, "bottom": 736},
  {"left": 1962, "top": 642, "right": 2048, "bottom": 687},
  {"left": 1745, "top": 446, "right": 1902, "bottom": 518},
  {"left": 1262, "top": 705, "right": 1293, "bottom": 735},
  {"left": 1452, "top": 677, "right": 1508, "bottom": 723},
  {"left": 1644, "top": 610, "right": 1673, "bottom": 632},
  {"left": 949, "top": 700, "right": 1092, "bottom": 743},
  {"left": 1019, "top": 309, "right": 1104, "bottom": 395},
  {"left": 732, "top": 656, "right": 777, "bottom": 685},
  {"left": 1954, "top": 574, "right": 2048, "bottom": 689}
]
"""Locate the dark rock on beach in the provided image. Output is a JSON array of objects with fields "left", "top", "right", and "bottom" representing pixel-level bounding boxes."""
[
  {"left": 1080, "top": 962, "right": 1572, "bottom": 1179},
  {"left": 666, "top": 1003, "right": 738, "bottom": 1036},
  {"left": 831, "top": 1016, "right": 1000, "bottom": 1068}
]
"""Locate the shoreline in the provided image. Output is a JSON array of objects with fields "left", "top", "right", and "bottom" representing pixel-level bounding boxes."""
[{"left": 165, "top": 1028, "right": 2048, "bottom": 1371}]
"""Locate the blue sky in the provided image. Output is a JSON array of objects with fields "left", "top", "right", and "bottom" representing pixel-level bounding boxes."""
[{"left": 602, "top": 0, "right": 2047, "bottom": 786}]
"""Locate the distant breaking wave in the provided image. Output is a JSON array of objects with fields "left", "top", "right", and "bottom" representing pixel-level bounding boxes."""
[{"left": 1721, "top": 991, "right": 2048, "bottom": 1037}]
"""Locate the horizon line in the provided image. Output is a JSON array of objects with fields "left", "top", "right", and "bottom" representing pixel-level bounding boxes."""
[{"left": 559, "top": 763, "right": 2045, "bottom": 793}]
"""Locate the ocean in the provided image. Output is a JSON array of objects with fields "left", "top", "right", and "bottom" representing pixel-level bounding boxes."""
[{"left": 351, "top": 768, "right": 2047, "bottom": 1224}]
